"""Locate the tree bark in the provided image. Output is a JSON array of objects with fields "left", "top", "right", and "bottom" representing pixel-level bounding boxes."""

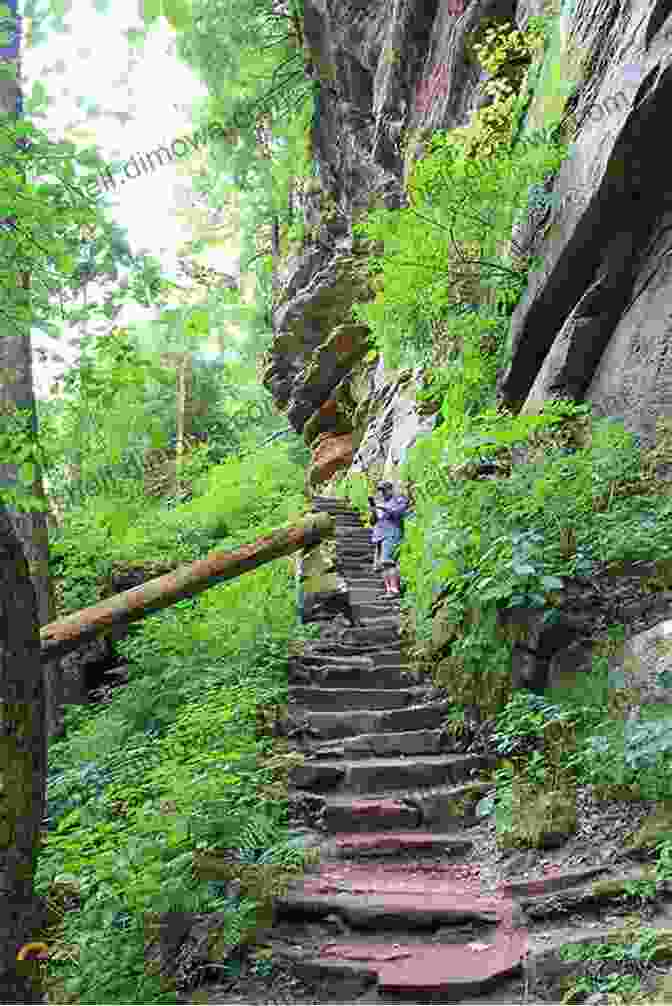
[
  {"left": 40, "top": 512, "right": 334, "bottom": 663},
  {"left": 0, "top": 504, "right": 47, "bottom": 1004},
  {"left": 0, "top": 0, "right": 63, "bottom": 744},
  {"left": 175, "top": 352, "right": 193, "bottom": 498},
  {"left": 0, "top": 321, "right": 63, "bottom": 742}
]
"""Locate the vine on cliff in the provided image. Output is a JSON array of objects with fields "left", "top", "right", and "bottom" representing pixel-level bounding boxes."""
[{"left": 458, "top": 18, "right": 548, "bottom": 156}]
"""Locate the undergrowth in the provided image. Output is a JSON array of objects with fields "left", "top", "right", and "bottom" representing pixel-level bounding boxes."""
[
  {"left": 338, "top": 6, "right": 672, "bottom": 867},
  {"left": 38, "top": 441, "right": 314, "bottom": 1004}
]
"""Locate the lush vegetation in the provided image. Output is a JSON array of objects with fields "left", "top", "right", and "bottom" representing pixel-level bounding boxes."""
[
  {"left": 37, "top": 438, "right": 316, "bottom": 1004},
  {"left": 333, "top": 15, "right": 672, "bottom": 970},
  {"left": 4, "top": 1, "right": 672, "bottom": 1003}
]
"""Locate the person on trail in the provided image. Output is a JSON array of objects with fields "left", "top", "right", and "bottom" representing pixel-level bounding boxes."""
[{"left": 368, "top": 481, "right": 409, "bottom": 596}]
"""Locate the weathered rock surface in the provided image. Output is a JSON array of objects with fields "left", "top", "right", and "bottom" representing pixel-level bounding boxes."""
[
  {"left": 265, "top": 0, "right": 672, "bottom": 495},
  {"left": 497, "top": 3, "right": 672, "bottom": 442}
]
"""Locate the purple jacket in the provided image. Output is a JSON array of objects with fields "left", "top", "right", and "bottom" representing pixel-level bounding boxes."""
[{"left": 371, "top": 496, "right": 409, "bottom": 544}]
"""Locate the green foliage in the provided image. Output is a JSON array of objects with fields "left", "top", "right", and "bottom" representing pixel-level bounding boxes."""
[
  {"left": 557, "top": 923, "right": 672, "bottom": 1003},
  {"left": 50, "top": 440, "right": 306, "bottom": 616},
  {"left": 38, "top": 439, "right": 312, "bottom": 1003},
  {"left": 352, "top": 123, "right": 566, "bottom": 368},
  {"left": 0, "top": 112, "right": 162, "bottom": 341},
  {"left": 396, "top": 389, "right": 672, "bottom": 729},
  {"left": 463, "top": 19, "right": 547, "bottom": 156},
  {"left": 567, "top": 717, "right": 672, "bottom": 802},
  {"left": 492, "top": 691, "right": 591, "bottom": 757},
  {"left": 177, "top": 0, "right": 313, "bottom": 329}
]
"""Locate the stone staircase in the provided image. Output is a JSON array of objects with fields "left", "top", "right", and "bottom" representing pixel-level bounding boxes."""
[
  {"left": 278, "top": 497, "right": 528, "bottom": 1002},
  {"left": 240, "top": 496, "right": 672, "bottom": 1006}
]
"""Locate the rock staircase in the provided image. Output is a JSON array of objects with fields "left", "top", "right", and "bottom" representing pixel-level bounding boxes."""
[
  {"left": 238, "top": 495, "right": 672, "bottom": 1006},
  {"left": 278, "top": 497, "right": 529, "bottom": 1003}
]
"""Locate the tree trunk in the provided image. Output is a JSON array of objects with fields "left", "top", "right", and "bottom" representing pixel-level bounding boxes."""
[
  {"left": 175, "top": 352, "right": 193, "bottom": 498},
  {"left": 40, "top": 512, "right": 334, "bottom": 663},
  {"left": 271, "top": 214, "right": 280, "bottom": 294},
  {"left": 0, "top": 325, "right": 63, "bottom": 742},
  {"left": 0, "top": 503, "right": 47, "bottom": 1004},
  {"left": 0, "top": 0, "right": 62, "bottom": 743},
  {"left": 0, "top": 9, "right": 53, "bottom": 1000}
]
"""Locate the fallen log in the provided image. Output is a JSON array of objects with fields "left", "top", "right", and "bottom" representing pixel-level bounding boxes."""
[{"left": 40, "top": 512, "right": 334, "bottom": 663}]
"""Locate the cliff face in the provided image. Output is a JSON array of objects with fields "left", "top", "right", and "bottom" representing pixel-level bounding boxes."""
[{"left": 264, "top": 0, "right": 672, "bottom": 489}]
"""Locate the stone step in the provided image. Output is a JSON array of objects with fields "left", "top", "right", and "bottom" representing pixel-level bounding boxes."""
[
  {"left": 308, "top": 728, "right": 448, "bottom": 760},
  {"left": 320, "top": 795, "right": 422, "bottom": 833},
  {"left": 353, "top": 605, "right": 402, "bottom": 620},
  {"left": 322, "top": 514, "right": 364, "bottom": 521},
  {"left": 289, "top": 686, "right": 432, "bottom": 712},
  {"left": 329, "top": 831, "right": 473, "bottom": 860},
  {"left": 291, "top": 754, "right": 490, "bottom": 795},
  {"left": 338, "top": 571, "right": 386, "bottom": 579},
  {"left": 396, "top": 780, "right": 495, "bottom": 832},
  {"left": 345, "top": 580, "right": 388, "bottom": 588},
  {"left": 343, "top": 573, "right": 382, "bottom": 579},
  {"left": 304, "top": 646, "right": 403, "bottom": 662},
  {"left": 278, "top": 862, "right": 517, "bottom": 931},
  {"left": 341, "top": 625, "right": 400, "bottom": 644},
  {"left": 338, "top": 568, "right": 384, "bottom": 577},
  {"left": 296, "top": 654, "right": 376, "bottom": 670},
  {"left": 312, "top": 510, "right": 360, "bottom": 517},
  {"left": 352, "top": 615, "right": 401, "bottom": 625},
  {"left": 347, "top": 577, "right": 389, "bottom": 585},
  {"left": 311, "top": 498, "right": 359, "bottom": 506},
  {"left": 310, "top": 503, "right": 359, "bottom": 511},
  {"left": 294, "top": 667, "right": 419, "bottom": 689},
  {"left": 350, "top": 592, "right": 403, "bottom": 606},
  {"left": 298, "top": 648, "right": 405, "bottom": 665},
  {"left": 305, "top": 700, "right": 452, "bottom": 740},
  {"left": 283, "top": 930, "right": 525, "bottom": 1001},
  {"left": 314, "top": 514, "right": 363, "bottom": 522},
  {"left": 345, "top": 728, "right": 448, "bottom": 758}
]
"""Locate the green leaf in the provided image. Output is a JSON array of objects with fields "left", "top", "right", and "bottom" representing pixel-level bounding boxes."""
[
  {"left": 139, "top": 0, "right": 162, "bottom": 23},
  {"left": 541, "top": 575, "right": 564, "bottom": 590},
  {"left": 475, "top": 795, "right": 495, "bottom": 817},
  {"left": 163, "top": 0, "right": 191, "bottom": 30},
  {"left": 56, "top": 807, "right": 82, "bottom": 832},
  {"left": 125, "top": 26, "right": 146, "bottom": 46},
  {"left": 19, "top": 462, "right": 35, "bottom": 484},
  {"left": 49, "top": 0, "right": 72, "bottom": 15},
  {"left": 29, "top": 80, "right": 48, "bottom": 110}
]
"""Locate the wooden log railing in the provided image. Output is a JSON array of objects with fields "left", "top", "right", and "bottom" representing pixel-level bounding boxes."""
[{"left": 39, "top": 512, "right": 334, "bottom": 663}]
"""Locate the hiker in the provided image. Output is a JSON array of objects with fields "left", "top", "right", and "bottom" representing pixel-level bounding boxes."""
[{"left": 368, "top": 481, "right": 410, "bottom": 596}]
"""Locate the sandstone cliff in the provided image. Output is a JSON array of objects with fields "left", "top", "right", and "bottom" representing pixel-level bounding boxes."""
[{"left": 263, "top": 0, "right": 672, "bottom": 488}]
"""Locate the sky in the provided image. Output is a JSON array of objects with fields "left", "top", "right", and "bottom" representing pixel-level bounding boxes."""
[{"left": 24, "top": 0, "right": 239, "bottom": 393}]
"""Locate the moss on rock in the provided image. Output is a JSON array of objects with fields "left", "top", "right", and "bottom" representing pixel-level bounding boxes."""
[
  {"left": 498, "top": 781, "right": 577, "bottom": 850},
  {"left": 627, "top": 803, "right": 672, "bottom": 858}
]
